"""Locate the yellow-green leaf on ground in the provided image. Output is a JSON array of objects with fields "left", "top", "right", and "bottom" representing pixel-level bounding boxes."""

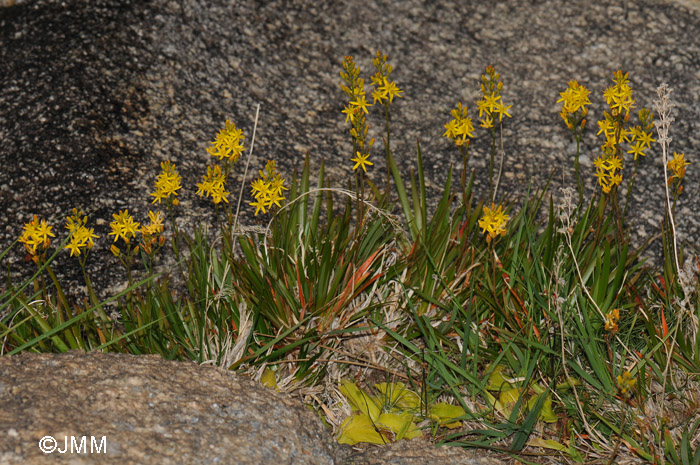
[
  {"left": 528, "top": 437, "right": 567, "bottom": 451},
  {"left": 429, "top": 402, "right": 466, "bottom": 429},
  {"left": 374, "top": 382, "right": 421, "bottom": 410},
  {"left": 527, "top": 393, "right": 558, "bottom": 423},
  {"left": 377, "top": 412, "right": 422, "bottom": 440},
  {"left": 483, "top": 390, "right": 509, "bottom": 418},
  {"left": 499, "top": 387, "right": 521, "bottom": 407},
  {"left": 260, "top": 367, "right": 278, "bottom": 390},
  {"left": 486, "top": 364, "right": 515, "bottom": 391},
  {"left": 337, "top": 414, "right": 388, "bottom": 445},
  {"left": 340, "top": 380, "right": 381, "bottom": 421}
]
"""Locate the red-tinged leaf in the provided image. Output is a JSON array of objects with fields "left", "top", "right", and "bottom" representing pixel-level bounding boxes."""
[
  {"left": 661, "top": 306, "right": 669, "bottom": 338},
  {"left": 295, "top": 263, "right": 306, "bottom": 319},
  {"left": 458, "top": 220, "right": 467, "bottom": 239}
]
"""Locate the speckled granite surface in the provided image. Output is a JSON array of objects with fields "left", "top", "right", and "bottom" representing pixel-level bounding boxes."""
[
  {"left": 0, "top": 351, "right": 508, "bottom": 465},
  {"left": 1, "top": 0, "right": 699, "bottom": 296}
]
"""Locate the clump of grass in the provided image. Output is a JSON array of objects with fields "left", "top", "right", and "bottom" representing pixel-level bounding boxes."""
[{"left": 2, "top": 53, "right": 698, "bottom": 464}]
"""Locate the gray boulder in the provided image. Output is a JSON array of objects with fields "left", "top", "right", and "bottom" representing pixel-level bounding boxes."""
[
  {"left": 0, "top": 351, "right": 336, "bottom": 465},
  {"left": 0, "top": 352, "right": 505, "bottom": 465}
]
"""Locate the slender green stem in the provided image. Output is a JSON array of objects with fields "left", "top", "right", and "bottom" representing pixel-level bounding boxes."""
[
  {"left": 489, "top": 127, "right": 496, "bottom": 202},
  {"left": 574, "top": 126, "right": 583, "bottom": 205}
]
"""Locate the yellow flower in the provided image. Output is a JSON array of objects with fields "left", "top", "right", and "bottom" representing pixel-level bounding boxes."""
[
  {"left": 607, "top": 155, "right": 623, "bottom": 172},
  {"left": 151, "top": 160, "right": 182, "bottom": 204},
  {"left": 372, "top": 77, "right": 403, "bottom": 104},
  {"left": 476, "top": 99, "right": 489, "bottom": 119},
  {"left": 596, "top": 117, "right": 614, "bottom": 137},
  {"left": 342, "top": 105, "right": 356, "bottom": 124},
  {"left": 381, "top": 80, "right": 403, "bottom": 103},
  {"left": 206, "top": 119, "right": 245, "bottom": 162},
  {"left": 494, "top": 101, "right": 512, "bottom": 122},
  {"left": 668, "top": 152, "right": 690, "bottom": 186},
  {"left": 249, "top": 197, "right": 268, "bottom": 216},
  {"left": 636, "top": 130, "right": 655, "bottom": 149},
  {"left": 196, "top": 165, "right": 230, "bottom": 204},
  {"left": 351, "top": 151, "right": 373, "bottom": 173},
  {"left": 617, "top": 371, "right": 636, "bottom": 397},
  {"left": 627, "top": 141, "right": 646, "bottom": 160},
  {"left": 249, "top": 160, "right": 286, "bottom": 216},
  {"left": 139, "top": 210, "right": 165, "bottom": 254},
  {"left": 476, "top": 66, "right": 510, "bottom": 128},
  {"left": 444, "top": 103, "right": 474, "bottom": 147},
  {"left": 141, "top": 210, "right": 164, "bottom": 236},
  {"left": 604, "top": 308, "right": 620, "bottom": 333},
  {"left": 479, "top": 114, "right": 494, "bottom": 129},
  {"left": 109, "top": 210, "right": 140, "bottom": 244},
  {"left": 478, "top": 203, "right": 509, "bottom": 243},
  {"left": 19, "top": 215, "right": 55, "bottom": 256},
  {"left": 350, "top": 95, "right": 370, "bottom": 114},
  {"left": 65, "top": 209, "right": 99, "bottom": 257},
  {"left": 110, "top": 244, "right": 121, "bottom": 257},
  {"left": 604, "top": 70, "right": 635, "bottom": 119},
  {"left": 482, "top": 92, "right": 501, "bottom": 113},
  {"left": 341, "top": 56, "right": 373, "bottom": 157},
  {"left": 557, "top": 79, "right": 591, "bottom": 115}
]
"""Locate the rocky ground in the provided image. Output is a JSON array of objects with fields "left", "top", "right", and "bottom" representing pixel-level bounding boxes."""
[{"left": 1, "top": 0, "right": 699, "bottom": 302}]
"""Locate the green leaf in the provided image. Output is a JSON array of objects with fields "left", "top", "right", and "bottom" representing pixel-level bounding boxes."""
[
  {"left": 485, "top": 364, "right": 515, "bottom": 391},
  {"left": 528, "top": 437, "right": 567, "bottom": 451},
  {"left": 374, "top": 382, "right": 421, "bottom": 410},
  {"left": 429, "top": 402, "right": 466, "bottom": 429},
  {"left": 527, "top": 393, "right": 557, "bottom": 423},
  {"left": 340, "top": 380, "right": 381, "bottom": 421},
  {"left": 260, "top": 367, "right": 278, "bottom": 390},
  {"left": 337, "top": 414, "right": 387, "bottom": 445},
  {"left": 377, "top": 412, "right": 422, "bottom": 440}
]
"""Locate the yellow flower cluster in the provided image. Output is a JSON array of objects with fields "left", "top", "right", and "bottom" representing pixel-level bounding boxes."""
[
  {"left": 140, "top": 210, "right": 165, "bottom": 255},
  {"left": 616, "top": 370, "right": 636, "bottom": 397},
  {"left": 593, "top": 153, "right": 623, "bottom": 194},
  {"left": 206, "top": 119, "right": 245, "bottom": 162},
  {"left": 593, "top": 71, "right": 655, "bottom": 194},
  {"left": 557, "top": 79, "right": 591, "bottom": 130},
  {"left": 249, "top": 161, "right": 287, "bottom": 216},
  {"left": 151, "top": 160, "right": 182, "bottom": 205},
  {"left": 340, "top": 56, "right": 374, "bottom": 172},
  {"left": 668, "top": 152, "right": 690, "bottom": 181},
  {"left": 668, "top": 152, "right": 690, "bottom": 192},
  {"left": 196, "top": 165, "right": 230, "bottom": 204},
  {"left": 370, "top": 51, "right": 403, "bottom": 105},
  {"left": 443, "top": 102, "right": 474, "bottom": 147},
  {"left": 478, "top": 203, "right": 509, "bottom": 243},
  {"left": 604, "top": 308, "right": 620, "bottom": 333},
  {"left": 476, "top": 66, "right": 512, "bottom": 129},
  {"left": 65, "top": 209, "right": 99, "bottom": 257},
  {"left": 109, "top": 210, "right": 140, "bottom": 244},
  {"left": 19, "top": 215, "right": 55, "bottom": 260},
  {"left": 603, "top": 71, "right": 635, "bottom": 120}
]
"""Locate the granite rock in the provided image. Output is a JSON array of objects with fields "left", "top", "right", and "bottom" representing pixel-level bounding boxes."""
[{"left": 0, "top": 351, "right": 506, "bottom": 465}]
